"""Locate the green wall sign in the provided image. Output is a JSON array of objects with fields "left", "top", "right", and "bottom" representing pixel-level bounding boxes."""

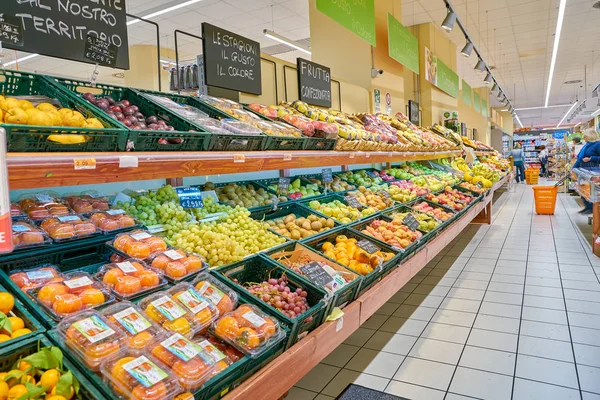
[
  {"left": 316, "top": 0, "right": 376, "bottom": 46},
  {"left": 436, "top": 59, "right": 459, "bottom": 98},
  {"left": 474, "top": 92, "right": 481, "bottom": 113},
  {"left": 462, "top": 80, "right": 472, "bottom": 107},
  {"left": 387, "top": 14, "right": 419, "bottom": 75},
  {"left": 482, "top": 99, "right": 488, "bottom": 118}
]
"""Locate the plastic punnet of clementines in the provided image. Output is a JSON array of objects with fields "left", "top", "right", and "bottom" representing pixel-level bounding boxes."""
[
  {"left": 102, "top": 301, "right": 166, "bottom": 354},
  {"left": 39, "top": 215, "right": 98, "bottom": 242},
  {"left": 147, "top": 249, "right": 207, "bottom": 282},
  {"left": 57, "top": 310, "right": 129, "bottom": 371},
  {"left": 111, "top": 230, "right": 168, "bottom": 259},
  {"left": 10, "top": 265, "right": 64, "bottom": 292},
  {"left": 18, "top": 192, "right": 71, "bottom": 221},
  {"left": 210, "top": 303, "right": 285, "bottom": 358},
  {"left": 191, "top": 272, "right": 238, "bottom": 316},
  {"left": 89, "top": 209, "right": 137, "bottom": 233},
  {"left": 64, "top": 193, "right": 110, "bottom": 214},
  {"left": 150, "top": 332, "right": 216, "bottom": 390},
  {"left": 100, "top": 352, "right": 183, "bottom": 400},
  {"left": 195, "top": 336, "right": 238, "bottom": 381},
  {"left": 138, "top": 292, "right": 201, "bottom": 339},
  {"left": 166, "top": 283, "right": 219, "bottom": 334},
  {"left": 11, "top": 220, "right": 51, "bottom": 250},
  {"left": 95, "top": 260, "right": 167, "bottom": 299}
]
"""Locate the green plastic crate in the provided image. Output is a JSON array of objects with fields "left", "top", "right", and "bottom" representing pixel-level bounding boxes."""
[
  {"left": 302, "top": 227, "right": 401, "bottom": 296},
  {"left": 253, "top": 176, "right": 323, "bottom": 201},
  {"left": 297, "top": 193, "right": 381, "bottom": 227},
  {"left": 301, "top": 173, "right": 357, "bottom": 195},
  {"left": 212, "top": 255, "right": 328, "bottom": 349},
  {"left": 207, "top": 180, "right": 291, "bottom": 213},
  {"left": 0, "top": 69, "right": 127, "bottom": 152},
  {"left": 381, "top": 204, "right": 443, "bottom": 239},
  {"left": 0, "top": 282, "right": 45, "bottom": 350},
  {"left": 1, "top": 334, "right": 109, "bottom": 400},
  {"left": 407, "top": 198, "right": 458, "bottom": 227},
  {"left": 48, "top": 77, "right": 211, "bottom": 151}
]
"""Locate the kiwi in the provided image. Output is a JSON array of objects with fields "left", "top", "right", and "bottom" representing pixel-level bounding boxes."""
[
  {"left": 291, "top": 230, "right": 302, "bottom": 240},
  {"left": 301, "top": 221, "right": 312, "bottom": 230},
  {"left": 311, "top": 221, "right": 322, "bottom": 230},
  {"left": 326, "top": 219, "right": 335, "bottom": 228},
  {"left": 308, "top": 214, "right": 318, "bottom": 222},
  {"left": 283, "top": 214, "right": 296, "bottom": 224}
]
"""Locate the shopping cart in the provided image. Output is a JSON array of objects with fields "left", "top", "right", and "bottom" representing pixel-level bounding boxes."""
[
  {"left": 532, "top": 186, "right": 558, "bottom": 215},
  {"left": 525, "top": 168, "right": 540, "bottom": 185}
]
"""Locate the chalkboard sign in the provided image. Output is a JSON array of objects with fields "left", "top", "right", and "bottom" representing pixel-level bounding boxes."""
[
  {"left": 84, "top": 34, "right": 117, "bottom": 67},
  {"left": 0, "top": 15, "right": 23, "bottom": 47},
  {"left": 202, "top": 23, "right": 262, "bottom": 95},
  {"left": 408, "top": 100, "right": 420, "bottom": 125},
  {"left": 299, "top": 262, "right": 334, "bottom": 287},
  {"left": 176, "top": 187, "right": 204, "bottom": 209},
  {"left": 322, "top": 168, "right": 333, "bottom": 183},
  {"left": 297, "top": 58, "right": 332, "bottom": 108},
  {"left": 344, "top": 195, "right": 363, "bottom": 209},
  {"left": 403, "top": 213, "right": 420, "bottom": 231},
  {"left": 278, "top": 178, "right": 290, "bottom": 193},
  {"left": 2, "top": 1, "right": 129, "bottom": 69},
  {"left": 357, "top": 239, "right": 380, "bottom": 254}
]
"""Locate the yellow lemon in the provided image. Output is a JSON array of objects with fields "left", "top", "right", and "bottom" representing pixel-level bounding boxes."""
[
  {"left": 7, "top": 384, "right": 27, "bottom": 400},
  {"left": 0, "top": 293, "right": 14, "bottom": 314},
  {"left": 0, "top": 381, "right": 8, "bottom": 400},
  {"left": 47, "top": 396, "right": 67, "bottom": 400},
  {"left": 40, "top": 369, "right": 60, "bottom": 391},
  {"left": 11, "top": 329, "right": 32, "bottom": 339},
  {"left": 0, "top": 335, "right": 11, "bottom": 343},
  {"left": 50, "top": 386, "right": 74, "bottom": 400},
  {"left": 7, "top": 317, "right": 24, "bottom": 332}
]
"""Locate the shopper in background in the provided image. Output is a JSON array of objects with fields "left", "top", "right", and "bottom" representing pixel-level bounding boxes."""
[
  {"left": 572, "top": 136, "right": 584, "bottom": 158},
  {"left": 539, "top": 145, "right": 548, "bottom": 177},
  {"left": 573, "top": 129, "right": 600, "bottom": 214},
  {"left": 512, "top": 143, "right": 525, "bottom": 183}
]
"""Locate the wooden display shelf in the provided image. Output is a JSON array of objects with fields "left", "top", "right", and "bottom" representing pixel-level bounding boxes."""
[
  {"left": 7, "top": 150, "right": 462, "bottom": 190},
  {"left": 224, "top": 176, "right": 507, "bottom": 400}
]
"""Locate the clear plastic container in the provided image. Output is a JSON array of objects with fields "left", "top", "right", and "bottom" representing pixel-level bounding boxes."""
[
  {"left": 10, "top": 265, "right": 63, "bottom": 291},
  {"left": 89, "top": 210, "right": 137, "bottom": 233},
  {"left": 96, "top": 260, "right": 167, "bottom": 299},
  {"left": 147, "top": 249, "right": 207, "bottom": 282},
  {"left": 250, "top": 120, "right": 302, "bottom": 137},
  {"left": 228, "top": 108, "right": 260, "bottom": 123},
  {"left": 138, "top": 292, "right": 201, "bottom": 339},
  {"left": 102, "top": 301, "right": 165, "bottom": 354},
  {"left": 210, "top": 304, "right": 285, "bottom": 358},
  {"left": 199, "top": 94, "right": 241, "bottom": 111},
  {"left": 28, "top": 271, "right": 115, "bottom": 321},
  {"left": 10, "top": 202, "right": 25, "bottom": 219},
  {"left": 64, "top": 194, "right": 110, "bottom": 214},
  {"left": 166, "top": 283, "right": 219, "bottom": 333},
  {"left": 100, "top": 352, "right": 183, "bottom": 400},
  {"left": 111, "top": 230, "right": 168, "bottom": 259},
  {"left": 191, "top": 273, "right": 238, "bottom": 316},
  {"left": 12, "top": 220, "right": 51, "bottom": 250},
  {"left": 203, "top": 334, "right": 244, "bottom": 364},
  {"left": 39, "top": 215, "right": 98, "bottom": 242},
  {"left": 281, "top": 114, "right": 315, "bottom": 136},
  {"left": 109, "top": 252, "right": 129, "bottom": 263},
  {"left": 18, "top": 193, "right": 71, "bottom": 221},
  {"left": 220, "top": 119, "right": 262, "bottom": 136},
  {"left": 149, "top": 332, "right": 216, "bottom": 390},
  {"left": 57, "top": 310, "right": 128, "bottom": 371},
  {"left": 193, "top": 118, "right": 230, "bottom": 134}
]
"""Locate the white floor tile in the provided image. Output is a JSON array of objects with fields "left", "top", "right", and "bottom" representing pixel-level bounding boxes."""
[
  {"left": 449, "top": 367, "right": 513, "bottom": 400},
  {"left": 512, "top": 378, "right": 581, "bottom": 400},
  {"left": 393, "top": 357, "right": 455, "bottom": 391},
  {"left": 345, "top": 348, "right": 405, "bottom": 379},
  {"left": 384, "top": 381, "right": 445, "bottom": 400},
  {"left": 408, "top": 337, "right": 464, "bottom": 364},
  {"left": 515, "top": 355, "right": 579, "bottom": 389},
  {"left": 458, "top": 346, "right": 516, "bottom": 375}
]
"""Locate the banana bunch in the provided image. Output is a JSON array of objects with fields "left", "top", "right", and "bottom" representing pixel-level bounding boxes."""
[
  {"left": 472, "top": 164, "right": 499, "bottom": 182},
  {"left": 451, "top": 158, "right": 471, "bottom": 173}
]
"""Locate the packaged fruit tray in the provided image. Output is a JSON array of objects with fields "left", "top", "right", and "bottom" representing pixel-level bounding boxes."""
[
  {"left": 89, "top": 209, "right": 141, "bottom": 235},
  {"left": 12, "top": 220, "right": 52, "bottom": 251},
  {"left": 39, "top": 215, "right": 101, "bottom": 243},
  {"left": 0, "top": 282, "right": 45, "bottom": 351},
  {"left": 136, "top": 89, "right": 268, "bottom": 151},
  {"left": 107, "top": 230, "right": 170, "bottom": 260},
  {"left": 212, "top": 255, "right": 328, "bottom": 350},
  {"left": 262, "top": 241, "right": 361, "bottom": 319},
  {"left": 205, "top": 180, "right": 290, "bottom": 213},
  {"left": 5, "top": 334, "right": 110, "bottom": 400},
  {"left": 48, "top": 76, "right": 212, "bottom": 151},
  {"left": 299, "top": 193, "right": 380, "bottom": 226},
  {"left": 250, "top": 203, "right": 340, "bottom": 241},
  {"left": 408, "top": 198, "right": 458, "bottom": 225},
  {"left": 253, "top": 176, "right": 322, "bottom": 201},
  {"left": 0, "top": 69, "right": 127, "bottom": 152},
  {"left": 147, "top": 249, "right": 208, "bottom": 283},
  {"left": 95, "top": 260, "right": 169, "bottom": 300},
  {"left": 302, "top": 227, "right": 401, "bottom": 296}
]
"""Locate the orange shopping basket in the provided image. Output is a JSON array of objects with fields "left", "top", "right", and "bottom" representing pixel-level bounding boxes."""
[
  {"left": 525, "top": 168, "right": 540, "bottom": 185},
  {"left": 532, "top": 186, "right": 558, "bottom": 215}
]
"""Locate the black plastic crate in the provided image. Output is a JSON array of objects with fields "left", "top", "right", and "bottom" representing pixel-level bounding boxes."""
[
  {"left": 303, "top": 136, "right": 338, "bottom": 151},
  {"left": 0, "top": 69, "right": 127, "bottom": 152}
]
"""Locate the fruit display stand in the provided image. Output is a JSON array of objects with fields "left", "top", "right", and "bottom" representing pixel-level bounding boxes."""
[{"left": 572, "top": 168, "right": 600, "bottom": 257}]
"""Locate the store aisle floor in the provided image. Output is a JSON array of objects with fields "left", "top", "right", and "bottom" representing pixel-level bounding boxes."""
[{"left": 288, "top": 182, "right": 600, "bottom": 400}]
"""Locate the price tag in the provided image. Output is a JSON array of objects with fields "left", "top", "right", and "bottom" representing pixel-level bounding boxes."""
[
  {"left": 377, "top": 190, "right": 391, "bottom": 199},
  {"left": 476, "top": 182, "right": 484, "bottom": 189},
  {"left": 283, "top": 154, "right": 292, "bottom": 161},
  {"left": 336, "top": 317, "right": 344, "bottom": 332},
  {"left": 344, "top": 195, "right": 363, "bottom": 209},
  {"left": 0, "top": 16, "right": 24, "bottom": 47},
  {"left": 403, "top": 213, "right": 420, "bottom": 231},
  {"left": 299, "top": 262, "right": 334, "bottom": 287},
  {"left": 365, "top": 170, "right": 378, "bottom": 178},
  {"left": 74, "top": 158, "right": 96, "bottom": 170},
  {"left": 365, "top": 153, "right": 370, "bottom": 158},
  {"left": 35, "top": 194, "right": 53, "bottom": 203},
  {"left": 176, "top": 187, "right": 204, "bottom": 209},
  {"left": 277, "top": 178, "right": 290, "bottom": 194},
  {"left": 321, "top": 168, "right": 333, "bottom": 183},
  {"left": 84, "top": 34, "right": 117, "bottom": 67},
  {"left": 57, "top": 215, "right": 81, "bottom": 222},
  {"left": 357, "top": 239, "right": 380, "bottom": 254},
  {"left": 119, "top": 156, "right": 138, "bottom": 168},
  {"left": 106, "top": 209, "right": 125, "bottom": 215},
  {"left": 233, "top": 154, "right": 245, "bottom": 163},
  {"left": 349, "top": 153, "right": 355, "bottom": 159}
]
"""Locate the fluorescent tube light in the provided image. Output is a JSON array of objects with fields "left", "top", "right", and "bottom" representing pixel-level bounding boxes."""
[
  {"left": 128, "top": 0, "right": 204, "bottom": 25},
  {"left": 3, "top": 54, "right": 40, "bottom": 67},
  {"left": 515, "top": 114, "right": 524, "bottom": 129},
  {"left": 263, "top": 29, "right": 311, "bottom": 55},
  {"left": 557, "top": 101, "right": 578, "bottom": 128},
  {"left": 544, "top": 0, "right": 567, "bottom": 107},
  {"left": 575, "top": 122, "right": 582, "bottom": 127},
  {"left": 592, "top": 107, "right": 600, "bottom": 117},
  {"left": 514, "top": 104, "right": 571, "bottom": 111}
]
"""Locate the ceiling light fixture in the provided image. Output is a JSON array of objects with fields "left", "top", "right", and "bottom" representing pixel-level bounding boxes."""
[
  {"left": 544, "top": 0, "right": 568, "bottom": 107},
  {"left": 484, "top": 72, "right": 493, "bottom": 85},
  {"left": 3, "top": 53, "right": 40, "bottom": 67},
  {"left": 474, "top": 59, "right": 486, "bottom": 71},
  {"left": 441, "top": 9, "right": 457, "bottom": 31},
  {"left": 515, "top": 114, "right": 524, "bottom": 128},
  {"left": 575, "top": 122, "right": 582, "bottom": 127},
  {"left": 127, "top": 0, "right": 204, "bottom": 25},
  {"left": 514, "top": 104, "right": 572, "bottom": 111},
  {"left": 461, "top": 41, "right": 473, "bottom": 57},
  {"left": 557, "top": 101, "right": 578, "bottom": 128},
  {"left": 592, "top": 107, "right": 600, "bottom": 117},
  {"left": 491, "top": 82, "right": 498, "bottom": 94},
  {"left": 263, "top": 29, "right": 311, "bottom": 55}
]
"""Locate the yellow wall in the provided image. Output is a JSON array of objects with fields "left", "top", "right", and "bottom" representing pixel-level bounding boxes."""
[{"left": 124, "top": 45, "right": 176, "bottom": 91}]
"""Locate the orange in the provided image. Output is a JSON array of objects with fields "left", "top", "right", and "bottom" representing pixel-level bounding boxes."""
[
  {"left": 47, "top": 396, "right": 68, "bottom": 400},
  {"left": 151, "top": 255, "right": 169, "bottom": 270},
  {"left": 111, "top": 357, "right": 136, "bottom": 385},
  {"left": 146, "top": 237, "right": 167, "bottom": 253},
  {"left": 114, "top": 276, "right": 142, "bottom": 295},
  {"left": 255, "top": 318, "right": 276, "bottom": 338},
  {"left": 125, "top": 242, "right": 150, "bottom": 258},
  {"left": 173, "top": 358, "right": 211, "bottom": 388},
  {"left": 174, "top": 393, "right": 194, "bottom": 400},
  {"left": 40, "top": 368, "right": 61, "bottom": 390},
  {"left": 52, "top": 294, "right": 83, "bottom": 315},
  {"left": 183, "top": 255, "right": 203, "bottom": 272},
  {"left": 102, "top": 268, "right": 124, "bottom": 286},
  {"left": 130, "top": 382, "right": 167, "bottom": 400},
  {"left": 50, "top": 385, "right": 74, "bottom": 400},
  {"left": 0, "top": 334, "right": 11, "bottom": 342},
  {"left": 129, "top": 331, "right": 153, "bottom": 349},
  {"left": 129, "top": 262, "right": 146, "bottom": 276},
  {"left": 86, "top": 341, "right": 120, "bottom": 361},
  {"left": 113, "top": 235, "right": 132, "bottom": 251},
  {"left": 143, "top": 304, "right": 165, "bottom": 324},
  {"left": 194, "top": 307, "right": 214, "bottom": 328},
  {"left": 165, "top": 262, "right": 187, "bottom": 279},
  {"left": 9, "top": 273, "right": 28, "bottom": 288},
  {"left": 80, "top": 288, "right": 105, "bottom": 306},
  {"left": 214, "top": 316, "right": 239, "bottom": 340},
  {"left": 138, "top": 270, "right": 160, "bottom": 287},
  {"left": 237, "top": 327, "right": 260, "bottom": 349},
  {"left": 0, "top": 382, "right": 7, "bottom": 400},
  {"left": 8, "top": 317, "right": 24, "bottom": 331},
  {"left": 216, "top": 295, "right": 235, "bottom": 315},
  {"left": 17, "top": 361, "right": 32, "bottom": 372},
  {"left": 0, "top": 293, "right": 14, "bottom": 314},
  {"left": 232, "top": 304, "right": 254, "bottom": 320},
  {"left": 7, "top": 384, "right": 27, "bottom": 400},
  {"left": 11, "top": 328, "right": 32, "bottom": 339},
  {"left": 151, "top": 345, "right": 178, "bottom": 366},
  {"left": 163, "top": 317, "right": 191, "bottom": 336}
]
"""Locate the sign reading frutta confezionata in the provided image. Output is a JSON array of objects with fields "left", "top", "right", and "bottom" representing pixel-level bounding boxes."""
[
  {"left": 316, "top": 0, "right": 376, "bottom": 46},
  {"left": 297, "top": 58, "right": 332, "bottom": 108},
  {"left": 1, "top": 0, "right": 129, "bottom": 69}
]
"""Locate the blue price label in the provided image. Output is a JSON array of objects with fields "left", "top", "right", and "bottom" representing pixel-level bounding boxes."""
[{"left": 176, "top": 187, "right": 204, "bottom": 209}]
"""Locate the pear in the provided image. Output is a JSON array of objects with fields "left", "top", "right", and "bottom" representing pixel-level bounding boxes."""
[
  {"left": 0, "top": 98, "right": 20, "bottom": 112},
  {"left": 19, "top": 100, "right": 34, "bottom": 110},
  {"left": 84, "top": 118, "right": 104, "bottom": 129},
  {"left": 63, "top": 111, "right": 85, "bottom": 127},
  {"left": 25, "top": 109, "right": 53, "bottom": 126},
  {"left": 58, "top": 108, "right": 74, "bottom": 118},
  {"left": 5, "top": 108, "right": 28, "bottom": 124},
  {"left": 47, "top": 110, "right": 63, "bottom": 126},
  {"left": 37, "top": 103, "right": 57, "bottom": 112}
]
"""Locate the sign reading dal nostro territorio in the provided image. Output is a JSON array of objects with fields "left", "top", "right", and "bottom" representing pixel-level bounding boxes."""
[{"left": 316, "top": 0, "right": 376, "bottom": 46}]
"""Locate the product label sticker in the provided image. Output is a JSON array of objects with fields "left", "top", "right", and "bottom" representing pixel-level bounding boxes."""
[
  {"left": 160, "top": 333, "right": 200, "bottom": 362},
  {"left": 123, "top": 356, "right": 169, "bottom": 388},
  {"left": 113, "top": 307, "right": 152, "bottom": 335},
  {"left": 175, "top": 289, "right": 209, "bottom": 314},
  {"left": 130, "top": 232, "right": 152, "bottom": 241},
  {"left": 12, "top": 224, "right": 32, "bottom": 232},
  {"left": 26, "top": 269, "right": 55, "bottom": 280},
  {"left": 35, "top": 194, "right": 53, "bottom": 203},
  {"left": 64, "top": 276, "right": 93, "bottom": 289},
  {"left": 198, "top": 340, "right": 227, "bottom": 363},
  {"left": 72, "top": 315, "right": 115, "bottom": 344},
  {"left": 115, "top": 261, "right": 138, "bottom": 273},
  {"left": 150, "top": 296, "right": 186, "bottom": 321},
  {"left": 164, "top": 249, "right": 185, "bottom": 260},
  {"left": 57, "top": 215, "right": 81, "bottom": 222},
  {"left": 196, "top": 281, "right": 225, "bottom": 306},
  {"left": 106, "top": 209, "right": 125, "bottom": 215},
  {"left": 242, "top": 311, "right": 266, "bottom": 327}
]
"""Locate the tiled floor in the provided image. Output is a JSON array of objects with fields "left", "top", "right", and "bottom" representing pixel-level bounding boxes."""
[{"left": 288, "top": 181, "right": 600, "bottom": 400}]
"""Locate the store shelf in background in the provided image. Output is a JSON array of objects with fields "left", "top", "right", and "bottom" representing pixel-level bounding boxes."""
[
  {"left": 223, "top": 176, "right": 505, "bottom": 400},
  {"left": 7, "top": 150, "right": 462, "bottom": 190}
]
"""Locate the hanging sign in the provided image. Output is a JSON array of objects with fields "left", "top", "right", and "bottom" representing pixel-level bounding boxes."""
[
  {"left": 316, "top": 0, "right": 376, "bottom": 46},
  {"left": 387, "top": 14, "right": 419, "bottom": 74},
  {"left": 322, "top": 168, "right": 333, "bottom": 183},
  {"left": 201, "top": 23, "right": 262, "bottom": 95},
  {"left": 297, "top": 58, "right": 331, "bottom": 108},
  {"left": 1, "top": 0, "right": 129, "bottom": 69},
  {"left": 462, "top": 80, "right": 472, "bottom": 107},
  {"left": 373, "top": 89, "right": 381, "bottom": 113},
  {"left": 474, "top": 92, "right": 481, "bottom": 113},
  {"left": 424, "top": 47, "right": 459, "bottom": 98}
]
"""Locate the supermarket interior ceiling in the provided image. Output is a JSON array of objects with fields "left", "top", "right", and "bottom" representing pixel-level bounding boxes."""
[{"left": 4, "top": 0, "right": 600, "bottom": 128}]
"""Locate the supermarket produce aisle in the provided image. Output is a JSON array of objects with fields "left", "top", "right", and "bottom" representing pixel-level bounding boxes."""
[{"left": 288, "top": 183, "right": 600, "bottom": 400}]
